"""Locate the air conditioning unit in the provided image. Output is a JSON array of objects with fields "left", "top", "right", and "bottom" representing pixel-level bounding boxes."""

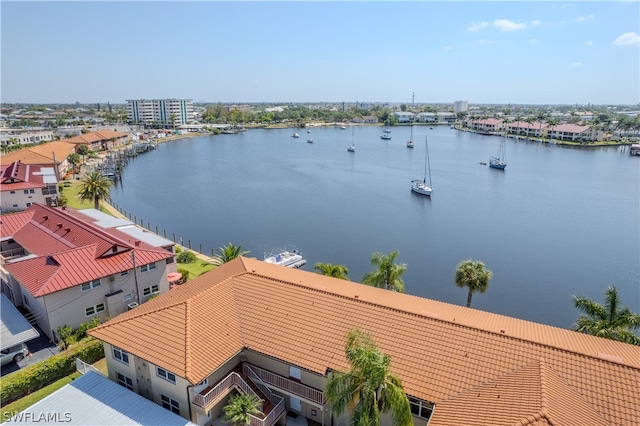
[{"left": 127, "top": 302, "right": 139, "bottom": 310}]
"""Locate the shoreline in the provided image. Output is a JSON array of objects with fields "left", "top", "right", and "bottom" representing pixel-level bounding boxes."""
[{"left": 147, "top": 125, "right": 634, "bottom": 149}]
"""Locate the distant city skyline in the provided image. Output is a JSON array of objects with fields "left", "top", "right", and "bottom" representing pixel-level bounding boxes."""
[{"left": 1, "top": 1, "right": 639, "bottom": 105}]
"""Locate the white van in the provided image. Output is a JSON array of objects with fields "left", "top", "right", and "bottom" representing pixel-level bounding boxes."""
[{"left": 1, "top": 343, "right": 29, "bottom": 367}]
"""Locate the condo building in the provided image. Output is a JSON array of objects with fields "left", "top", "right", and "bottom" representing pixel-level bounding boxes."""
[{"left": 127, "top": 99, "right": 194, "bottom": 127}]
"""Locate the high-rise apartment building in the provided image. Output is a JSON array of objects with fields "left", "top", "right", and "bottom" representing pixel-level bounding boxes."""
[
  {"left": 453, "top": 100, "right": 468, "bottom": 113},
  {"left": 126, "top": 99, "right": 194, "bottom": 127}
]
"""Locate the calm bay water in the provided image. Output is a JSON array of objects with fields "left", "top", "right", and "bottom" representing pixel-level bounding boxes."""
[{"left": 109, "top": 126, "right": 640, "bottom": 329}]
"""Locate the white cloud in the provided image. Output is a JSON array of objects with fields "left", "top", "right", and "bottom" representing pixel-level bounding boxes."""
[
  {"left": 531, "top": 20, "right": 541, "bottom": 26},
  {"left": 443, "top": 45, "right": 452, "bottom": 51},
  {"left": 468, "top": 21, "right": 489, "bottom": 31},
  {"left": 584, "top": 41, "right": 593, "bottom": 47},
  {"left": 612, "top": 32, "right": 640, "bottom": 46},
  {"left": 576, "top": 14, "right": 595, "bottom": 22},
  {"left": 530, "top": 38, "right": 537, "bottom": 43},
  {"left": 573, "top": 62, "right": 583, "bottom": 67},
  {"left": 493, "top": 19, "right": 526, "bottom": 31}
]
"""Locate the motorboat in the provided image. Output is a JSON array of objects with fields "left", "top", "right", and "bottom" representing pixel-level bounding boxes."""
[
  {"left": 292, "top": 132, "right": 300, "bottom": 138},
  {"left": 406, "top": 140, "right": 414, "bottom": 148},
  {"left": 307, "top": 138, "right": 313, "bottom": 144},
  {"left": 264, "top": 250, "right": 307, "bottom": 268},
  {"left": 381, "top": 133, "right": 391, "bottom": 140},
  {"left": 383, "top": 127, "right": 391, "bottom": 133}
]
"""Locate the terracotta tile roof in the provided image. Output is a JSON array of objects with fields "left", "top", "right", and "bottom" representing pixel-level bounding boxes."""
[
  {"left": 89, "top": 257, "right": 640, "bottom": 426},
  {"left": 552, "top": 123, "right": 590, "bottom": 133},
  {"left": 63, "top": 130, "right": 128, "bottom": 145},
  {"left": 0, "top": 142, "right": 76, "bottom": 166},
  {"left": 3, "top": 204, "right": 173, "bottom": 296}
]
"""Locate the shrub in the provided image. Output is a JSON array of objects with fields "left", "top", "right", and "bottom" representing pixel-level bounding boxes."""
[
  {"left": 0, "top": 338, "right": 104, "bottom": 405},
  {"left": 177, "top": 268, "right": 190, "bottom": 280},
  {"left": 56, "top": 325, "right": 73, "bottom": 350},
  {"left": 177, "top": 250, "right": 196, "bottom": 264}
]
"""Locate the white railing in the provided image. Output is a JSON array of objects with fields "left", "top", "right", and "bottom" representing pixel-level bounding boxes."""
[
  {"left": 245, "top": 363, "right": 324, "bottom": 405},
  {"left": 193, "top": 371, "right": 262, "bottom": 410},
  {"left": 75, "top": 358, "right": 100, "bottom": 374},
  {"left": 243, "top": 364, "right": 276, "bottom": 403}
]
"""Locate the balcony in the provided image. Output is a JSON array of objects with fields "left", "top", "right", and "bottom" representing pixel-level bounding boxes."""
[
  {"left": 192, "top": 366, "right": 285, "bottom": 426},
  {"left": 243, "top": 364, "right": 324, "bottom": 406}
]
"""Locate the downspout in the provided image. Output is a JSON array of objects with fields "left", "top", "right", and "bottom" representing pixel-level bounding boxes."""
[
  {"left": 131, "top": 250, "right": 141, "bottom": 303},
  {"left": 186, "top": 384, "right": 194, "bottom": 423}
]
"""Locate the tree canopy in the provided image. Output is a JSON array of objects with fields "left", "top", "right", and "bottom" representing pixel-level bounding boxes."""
[
  {"left": 361, "top": 250, "right": 406, "bottom": 292},
  {"left": 454, "top": 260, "right": 492, "bottom": 308}
]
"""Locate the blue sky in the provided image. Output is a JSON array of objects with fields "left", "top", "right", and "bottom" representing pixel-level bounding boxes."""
[{"left": 2, "top": 1, "right": 639, "bottom": 105}]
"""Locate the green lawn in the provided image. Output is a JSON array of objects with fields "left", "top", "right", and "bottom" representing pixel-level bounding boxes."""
[{"left": 0, "top": 372, "right": 81, "bottom": 422}]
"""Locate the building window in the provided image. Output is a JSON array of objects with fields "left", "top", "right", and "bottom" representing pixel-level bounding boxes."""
[
  {"left": 23, "top": 294, "right": 30, "bottom": 306},
  {"left": 120, "top": 271, "right": 129, "bottom": 277},
  {"left": 409, "top": 397, "right": 434, "bottom": 420},
  {"left": 81, "top": 279, "right": 101, "bottom": 291},
  {"left": 29, "top": 189, "right": 35, "bottom": 194},
  {"left": 10, "top": 191, "right": 15, "bottom": 194},
  {"left": 117, "top": 372, "right": 134, "bottom": 391},
  {"left": 140, "top": 263, "right": 156, "bottom": 273},
  {"left": 23, "top": 190, "right": 29, "bottom": 194},
  {"left": 157, "top": 367, "right": 176, "bottom": 383},
  {"left": 26, "top": 203, "right": 32, "bottom": 207},
  {"left": 123, "top": 293, "right": 133, "bottom": 301},
  {"left": 143, "top": 284, "right": 159, "bottom": 296},
  {"left": 161, "top": 395, "right": 180, "bottom": 414},
  {"left": 85, "top": 303, "right": 105, "bottom": 317},
  {"left": 113, "top": 347, "right": 129, "bottom": 365}
]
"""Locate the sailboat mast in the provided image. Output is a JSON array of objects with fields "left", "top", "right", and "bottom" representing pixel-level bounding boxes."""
[{"left": 426, "top": 135, "right": 432, "bottom": 186}]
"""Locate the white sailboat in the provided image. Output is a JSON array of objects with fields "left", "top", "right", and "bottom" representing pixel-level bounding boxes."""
[
  {"left": 347, "top": 126, "right": 355, "bottom": 152},
  {"left": 407, "top": 124, "right": 414, "bottom": 148},
  {"left": 411, "top": 135, "right": 433, "bottom": 196}
]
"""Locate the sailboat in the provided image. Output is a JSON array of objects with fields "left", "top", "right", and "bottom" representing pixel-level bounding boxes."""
[
  {"left": 489, "top": 135, "right": 507, "bottom": 169},
  {"left": 406, "top": 122, "right": 414, "bottom": 148},
  {"left": 411, "top": 135, "right": 432, "bottom": 196},
  {"left": 347, "top": 126, "right": 355, "bottom": 152}
]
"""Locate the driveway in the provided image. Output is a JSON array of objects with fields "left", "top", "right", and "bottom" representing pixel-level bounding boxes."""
[{"left": 1, "top": 326, "right": 60, "bottom": 377}]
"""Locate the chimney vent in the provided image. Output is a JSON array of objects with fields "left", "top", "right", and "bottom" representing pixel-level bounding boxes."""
[
  {"left": 43, "top": 215, "right": 48, "bottom": 220},
  {"left": 65, "top": 227, "right": 71, "bottom": 233},
  {"left": 134, "top": 241, "right": 141, "bottom": 246}
]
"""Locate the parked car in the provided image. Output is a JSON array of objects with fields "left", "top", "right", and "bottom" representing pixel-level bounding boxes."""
[{"left": 1, "top": 343, "right": 29, "bottom": 367}]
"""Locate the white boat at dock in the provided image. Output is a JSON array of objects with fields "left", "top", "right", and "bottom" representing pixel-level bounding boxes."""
[{"left": 264, "top": 249, "right": 307, "bottom": 268}]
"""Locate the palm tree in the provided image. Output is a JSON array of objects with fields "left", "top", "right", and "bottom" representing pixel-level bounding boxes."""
[
  {"left": 454, "top": 260, "right": 492, "bottom": 308},
  {"left": 78, "top": 171, "right": 112, "bottom": 209},
  {"left": 546, "top": 118, "right": 560, "bottom": 142},
  {"left": 572, "top": 286, "right": 640, "bottom": 345},
  {"left": 325, "top": 328, "right": 412, "bottom": 426},
  {"left": 361, "top": 250, "right": 406, "bottom": 292},
  {"left": 213, "top": 242, "right": 250, "bottom": 265},
  {"left": 313, "top": 262, "right": 349, "bottom": 280},
  {"left": 223, "top": 393, "right": 262, "bottom": 426}
]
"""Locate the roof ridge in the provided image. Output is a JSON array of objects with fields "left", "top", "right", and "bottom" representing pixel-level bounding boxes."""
[{"left": 258, "top": 273, "right": 640, "bottom": 369}]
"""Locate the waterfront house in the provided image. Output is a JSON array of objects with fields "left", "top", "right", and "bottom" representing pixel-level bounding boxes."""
[
  {"left": 546, "top": 123, "right": 602, "bottom": 142},
  {"left": 392, "top": 111, "right": 415, "bottom": 123},
  {"left": 63, "top": 130, "right": 129, "bottom": 152},
  {"left": 1, "top": 203, "right": 175, "bottom": 342},
  {"left": 89, "top": 257, "right": 640, "bottom": 426},
  {"left": 468, "top": 117, "right": 503, "bottom": 134},
  {"left": 0, "top": 161, "right": 59, "bottom": 213}
]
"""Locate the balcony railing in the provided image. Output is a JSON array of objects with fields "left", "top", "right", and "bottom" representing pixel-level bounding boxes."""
[
  {"left": 193, "top": 371, "right": 262, "bottom": 410},
  {"left": 244, "top": 364, "right": 324, "bottom": 406}
]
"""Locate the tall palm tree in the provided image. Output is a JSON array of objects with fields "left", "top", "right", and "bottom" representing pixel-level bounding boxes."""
[
  {"left": 361, "top": 250, "right": 406, "bottom": 293},
  {"left": 454, "top": 260, "right": 492, "bottom": 308},
  {"left": 223, "top": 393, "right": 262, "bottom": 426},
  {"left": 325, "top": 328, "right": 412, "bottom": 426},
  {"left": 314, "top": 262, "right": 349, "bottom": 280},
  {"left": 213, "top": 242, "right": 250, "bottom": 265},
  {"left": 572, "top": 286, "right": 640, "bottom": 345},
  {"left": 78, "top": 171, "right": 112, "bottom": 209}
]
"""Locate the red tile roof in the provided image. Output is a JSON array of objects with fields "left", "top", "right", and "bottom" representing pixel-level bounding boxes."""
[
  {"left": 0, "top": 142, "right": 76, "bottom": 167},
  {"left": 3, "top": 204, "right": 172, "bottom": 296},
  {"left": 90, "top": 257, "right": 640, "bottom": 426}
]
